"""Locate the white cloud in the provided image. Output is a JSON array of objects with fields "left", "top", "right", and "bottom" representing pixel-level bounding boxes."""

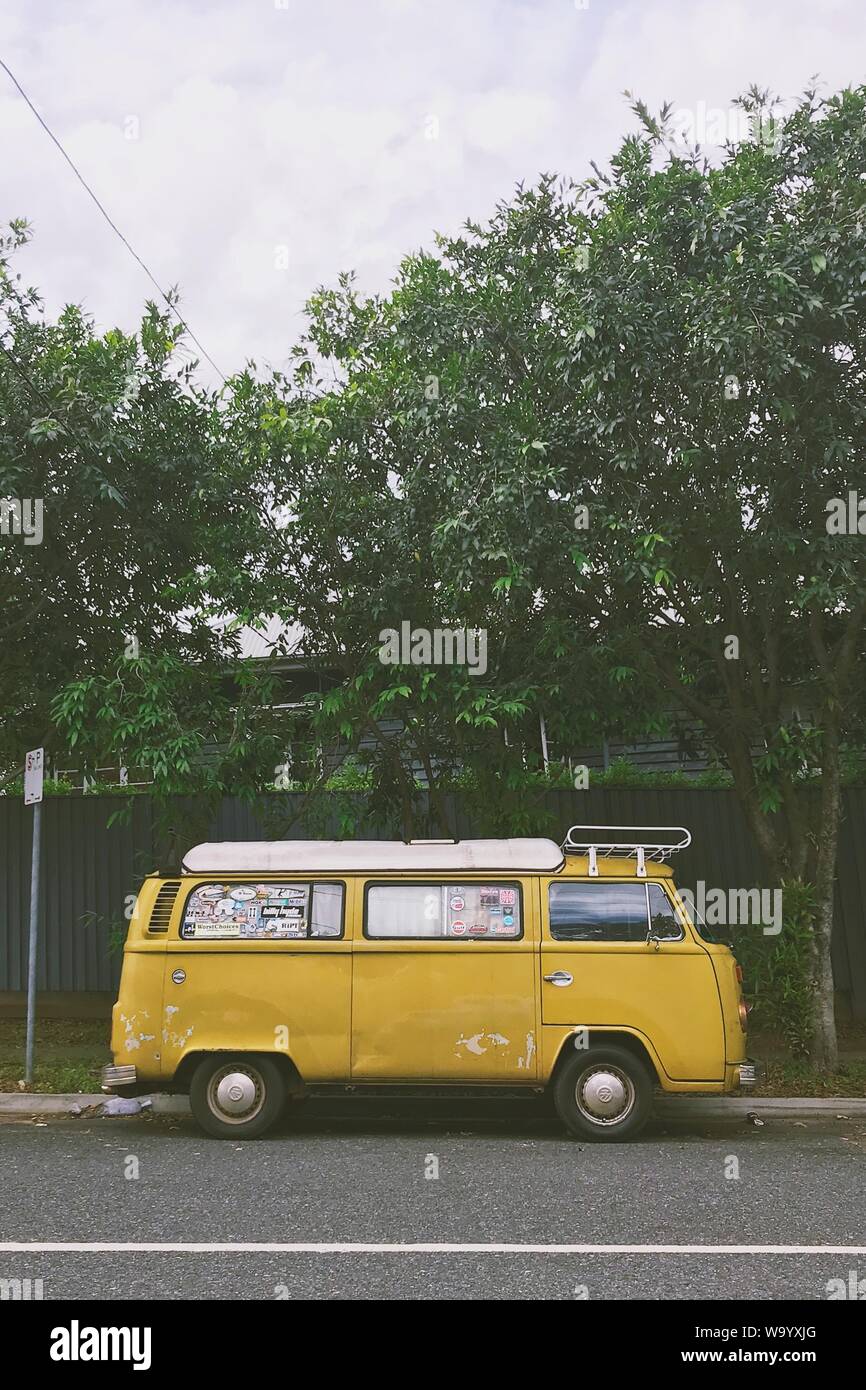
[{"left": 1, "top": 0, "right": 864, "bottom": 385}]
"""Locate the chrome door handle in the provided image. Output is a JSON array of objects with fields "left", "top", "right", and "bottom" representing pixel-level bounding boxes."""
[{"left": 543, "top": 970, "right": 573, "bottom": 987}]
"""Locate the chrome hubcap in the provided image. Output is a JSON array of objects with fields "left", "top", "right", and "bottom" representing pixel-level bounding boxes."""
[
  {"left": 575, "top": 1065, "right": 634, "bottom": 1126},
  {"left": 209, "top": 1066, "right": 265, "bottom": 1123}
]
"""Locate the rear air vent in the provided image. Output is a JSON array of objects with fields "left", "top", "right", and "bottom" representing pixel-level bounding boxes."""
[{"left": 147, "top": 881, "right": 181, "bottom": 934}]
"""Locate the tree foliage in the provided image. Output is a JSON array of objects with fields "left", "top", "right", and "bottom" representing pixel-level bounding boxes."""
[
  {"left": 0, "top": 221, "right": 278, "bottom": 797},
  {"left": 250, "top": 85, "right": 866, "bottom": 1062},
  {"left": 5, "top": 85, "right": 866, "bottom": 1065}
]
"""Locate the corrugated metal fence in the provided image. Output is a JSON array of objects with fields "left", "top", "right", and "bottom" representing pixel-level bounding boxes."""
[{"left": 1, "top": 789, "right": 865, "bottom": 1016}]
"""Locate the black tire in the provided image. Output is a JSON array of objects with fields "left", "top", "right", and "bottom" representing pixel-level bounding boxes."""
[
  {"left": 189, "top": 1054, "right": 286, "bottom": 1139},
  {"left": 552, "top": 1044, "right": 653, "bottom": 1142}
]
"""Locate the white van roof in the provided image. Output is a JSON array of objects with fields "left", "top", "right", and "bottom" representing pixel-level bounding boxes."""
[{"left": 182, "top": 838, "right": 565, "bottom": 875}]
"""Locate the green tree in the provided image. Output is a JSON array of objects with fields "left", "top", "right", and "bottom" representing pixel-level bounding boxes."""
[
  {"left": 265, "top": 85, "right": 866, "bottom": 1067},
  {"left": 241, "top": 263, "right": 667, "bottom": 839},
  {"left": 0, "top": 222, "right": 271, "bottom": 788}
]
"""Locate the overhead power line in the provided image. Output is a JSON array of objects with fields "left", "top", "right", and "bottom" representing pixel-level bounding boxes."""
[{"left": 0, "top": 56, "right": 227, "bottom": 383}]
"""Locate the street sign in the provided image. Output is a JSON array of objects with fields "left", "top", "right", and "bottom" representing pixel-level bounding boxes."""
[{"left": 24, "top": 747, "right": 44, "bottom": 805}]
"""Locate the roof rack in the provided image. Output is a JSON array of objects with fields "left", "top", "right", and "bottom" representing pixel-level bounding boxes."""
[{"left": 562, "top": 825, "right": 691, "bottom": 878}]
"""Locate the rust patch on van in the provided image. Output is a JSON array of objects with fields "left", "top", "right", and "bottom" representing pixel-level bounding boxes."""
[
  {"left": 517, "top": 1031, "right": 536, "bottom": 1070},
  {"left": 455, "top": 1031, "right": 511, "bottom": 1057},
  {"left": 162, "top": 1003, "right": 194, "bottom": 1050},
  {"left": 120, "top": 1011, "right": 156, "bottom": 1053}
]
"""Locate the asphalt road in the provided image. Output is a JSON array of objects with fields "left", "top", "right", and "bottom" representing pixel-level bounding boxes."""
[{"left": 1, "top": 1103, "right": 865, "bottom": 1300}]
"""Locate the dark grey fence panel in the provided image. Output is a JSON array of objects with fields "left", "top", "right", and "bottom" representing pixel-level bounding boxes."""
[
  {"left": 0, "top": 789, "right": 864, "bottom": 1014},
  {"left": 0, "top": 796, "right": 154, "bottom": 993},
  {"left": 0, "top": 795, "right": 28, "bottom": 993}
]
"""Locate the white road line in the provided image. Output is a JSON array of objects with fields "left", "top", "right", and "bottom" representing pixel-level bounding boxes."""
[{"left": 1, "top": 1242, "right": 865, "bottom": 1255}]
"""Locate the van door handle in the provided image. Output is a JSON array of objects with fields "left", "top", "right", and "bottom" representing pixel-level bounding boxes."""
[{"left": 543, "top": 970, "right": 573, "bottom": 987}]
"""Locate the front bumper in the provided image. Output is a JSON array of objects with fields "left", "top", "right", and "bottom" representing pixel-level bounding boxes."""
[{"left": 101, "top": 1063, "right": 138, "bottom": 1092}]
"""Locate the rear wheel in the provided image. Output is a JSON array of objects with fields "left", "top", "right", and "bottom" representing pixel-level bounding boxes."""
[
  {"left": 190, "top": 1054, "right": 285, "bottom": 1139},
  {"left": 553, "top": 1045, "right": 653, "bottom": 1142}
]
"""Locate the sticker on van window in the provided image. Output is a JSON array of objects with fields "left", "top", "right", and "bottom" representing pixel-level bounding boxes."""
[
  {"left": 444, "top": 886, "right": 521, "bottom": 938},
  {"left": 181, "top": 883, "right": 311, "bottom": 938},
  {"left": 183, "top": 922, "right": 242, "bottom": 939}
]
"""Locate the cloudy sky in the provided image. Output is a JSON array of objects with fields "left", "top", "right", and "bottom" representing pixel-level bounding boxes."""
[{"left": 1, "top": 0, "right": 864, "bottom": 384}]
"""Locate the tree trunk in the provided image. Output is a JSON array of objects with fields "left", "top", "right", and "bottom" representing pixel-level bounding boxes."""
[
  {"left": 810, "top": 886, "right": 838, "bottom": 1071},
  {"left": 408, "top": 724, "right": 453, "bottom": 837},
  {"left": 810, "top": 715, "right": 842, "bottom": 1071}
]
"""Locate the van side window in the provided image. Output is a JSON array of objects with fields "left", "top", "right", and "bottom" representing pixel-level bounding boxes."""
[
  {"left": 180, "top": 882, "right": 344, "bottom": 939},
  {"left": 365, "top": 882, "right": 522, "bottom": 939},
  {"left": 647, "top": 883, "right": 684, "bottom": 941},
  {"left": 548, "top": 882, "right": 649, "bottom": 942}
]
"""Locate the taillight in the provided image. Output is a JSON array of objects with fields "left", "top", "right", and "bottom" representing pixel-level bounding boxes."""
[
  {"left": 735, "top": 964, "right": 743, "bottom": 984},
  {"left": 738, "top": 1001, "right": 749, "bottom": 1032}
]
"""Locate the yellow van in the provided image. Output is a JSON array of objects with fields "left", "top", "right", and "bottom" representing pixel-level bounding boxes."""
[{"left": 102, "top": 827, "right": 755, "bottom": 1140}]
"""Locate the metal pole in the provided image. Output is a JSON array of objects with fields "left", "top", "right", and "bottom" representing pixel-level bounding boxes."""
[{"left": 24, "top": 799, "right": 42, "bottom": 1084}]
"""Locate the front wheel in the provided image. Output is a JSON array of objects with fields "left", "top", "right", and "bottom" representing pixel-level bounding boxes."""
[
  {"left": 552, "top": 1045, "right": 653, "bottom": 1142},
  {"left": 189, "top": 1054, "right": 286, "bottom": 1139}
]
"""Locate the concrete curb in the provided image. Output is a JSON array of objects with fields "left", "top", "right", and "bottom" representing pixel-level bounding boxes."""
[
  {"left": 1, "top": 1093, "right": 865, "bottom": 1120},
  {"left": 655, "top": 1096, "right": 866, "bottom": 1120},
  {"left": 0, "top": 1093, "right": 188, "bottom": 1116}
]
